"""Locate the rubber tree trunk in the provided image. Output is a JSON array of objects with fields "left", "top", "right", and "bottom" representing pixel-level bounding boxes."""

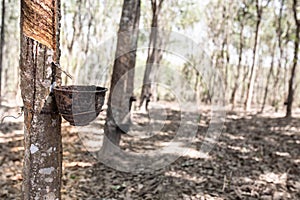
[
  {"left": 286, "top": 0, "right": 299, "bottom": 117},
  {"left": 139, "top": 0, "right": 164, "bottom": 109},
  {"left": 260, "top": 40, "right": 276, "bottom": 113},
  {"left": 230, "top": 17, "right": 244, "bottom": 109},
  {"left": 20, "top": 0, "right": 62, "bottom": 199},
  {"left": 272, "top": 0, "right": 285, "bottom": 110},
  {"left": 244, "top": 0, "right": 262, "bottom": 111},
  {"left": 0, "top": 0, "right": 5, "bottom": 99},
  {"left": 103, "top": 0, "right": 140, "bottom": 151}
]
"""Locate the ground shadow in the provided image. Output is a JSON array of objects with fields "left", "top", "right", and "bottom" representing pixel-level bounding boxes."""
[{"left": 1, "top": 105, "right": 300, "bottom": 199}]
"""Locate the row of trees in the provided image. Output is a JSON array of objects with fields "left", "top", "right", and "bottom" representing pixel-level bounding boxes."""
[
  {"left": 204, "top": 0, "right": 299, "bottom": 116},
  {"left": 1, "top": 0, "right": 299, "bottom": 116},
  {"left": 0, "top": 0, "right": 298, "bottom": 199},
  {"left": 0, "top": 0, "right": 202, "bottom": 102},
  {"left": 18, "top": 0, "right": 166, "bottom": 198}
]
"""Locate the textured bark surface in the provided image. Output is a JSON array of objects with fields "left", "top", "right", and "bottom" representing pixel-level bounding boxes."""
[
  {"left": 272, "top": 0, "right": 285, "bottom": 110},
  {"left": 244, "top": 0, "right": 262, "bottom": 111},
  {"left": 139, "top": 0, "right": 164, "bottom": 108},
  {"left": 103, "top": 0, "right": 140, "bottom": 150},
  {"left": 286, "top": 0, "right": 299, "bottom": 117},
  {"left": 22, "top": 0, "right": 60, "bottom": 51},
  {"left": 20, "top": 0, "right": 62, "bottom": 199},
  {"left": 0, "top": 0, "right": 5, "bottom": 98},
  {"left": 230, "top": 8, "right": 245, "bottom": 109},
  {"left": 260, "top": 40, "right": 276, "bottom": 113}
]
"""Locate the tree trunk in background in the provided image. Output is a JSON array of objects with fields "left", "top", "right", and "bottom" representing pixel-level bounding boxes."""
[
  {"left": 286, "top": 0, "right": 299, "bottom": 117},
  {"left": 0, "top": 0, "right": 5, "bottom": 100},
  {"left": 220, "top": 4, "right": 231, "bottom": 94},
  {"left": 139, "top": 0, "right": 164, "bottom": 109},
  {"left": 244, "top": 0, "right": 263, "bottom": 111},
  {"left": 20, "top": 0, "right": 62, "bottom": 199},
  {"left": 65, "top": 1, "right": 83, "bottom": 85},
  {"left": 283, "top": 56, "right": 288, "bottom": 98},
  {"left": 255, "top": 56, "right": 263, "bottom": 105},
  {"left": 103, "top": 0, "right": 140, "bottom": 150},
  {"left": 272, "top": 0, "right": 285, "bottom": 111},
  {"left": 283, "top": 22, "right": 291, "bottom": 100},
  {"left": 241, "top": 59, "right": 249, "bottom": 102},
  {"left": 261, "top": 40, "right": 276, "bottom": 113},
  {"left": 230, "top": 11, "right": 245, "bottom": 109}
]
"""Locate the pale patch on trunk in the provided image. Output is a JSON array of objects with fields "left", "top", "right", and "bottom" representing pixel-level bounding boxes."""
[
  {"left": 30, "top": 144, "right": 39, "bottom": 154},
  {"left": 39, "top": 167, "right": 55, "bottom": 175}
]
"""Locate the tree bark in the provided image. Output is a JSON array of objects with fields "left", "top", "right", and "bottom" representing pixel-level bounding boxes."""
[
  {"left": 230, "top": 12, "right": 245, "bottom": 109},
  {"left": 220, "top": 4, "right": 231, "bottom": 94},
  {"left": 286, "top": 0, "right": 299, "bottom": 117},
  {"left": 103, "top": 0, "right": 140, "bottom": 150},
  {"left": 139, "top": 0, "right": 164, "bottom": 109},
  {"left": 0, "top": 0, "right": 5, "bottom": 99},
  {"left": 20, "top": 0, "right": 62, "bottom": 199},
  {"left": 261, "top": 40, "right": 276, "bottom": 113},
  {"left": 272, "top": 0, "right": 285, "bottom": 111},
  {"left": 244, "top": 0, "right": 262, "bottom": 111},
  {"left": 283, "top": 22, "right": 291, "bottom": 100},
  {"left": 254, "top": 55, "right": 263, "bottom": 105},
  {"left": 241, "top": 59, "right": 249, "bottom": 102}
]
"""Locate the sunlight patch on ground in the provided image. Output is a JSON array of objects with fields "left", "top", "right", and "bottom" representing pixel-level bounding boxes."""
[
  {"left": 293, "top": 159, "right": 300, "bottom": 164},
  {"left": 259, "top": 172, "right": 287, "bottom": 185},
  {"left": 63, "top": 162, "right": 93, "bottom": 168},
  {"left": 0, "top": 134, "right": 23, "bottom": 144},
  {"left": 223, "top": 133, "right": 245, "bottom": 140},
  {"left": 184, "top": 148, "right": 211, "bottom": 159},
  {"left": 275, "top": 151, "right": 291, "bottom": 157},
  {"left": 227, "top": 145, "right": 251, "bottom": 153},
  {"left": 156, "top": 141, "right": 211, "bottom": 159},
  {"left": 10, "top": 146, "right": 24, "bottom": 152},
  {"left": 165, "top": 171, "right": 207, "bottom": 184}
]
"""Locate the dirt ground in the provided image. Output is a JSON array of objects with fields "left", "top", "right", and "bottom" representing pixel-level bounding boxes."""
[{"left": 0, "top": 100, "right": 300, "bottom": 200}]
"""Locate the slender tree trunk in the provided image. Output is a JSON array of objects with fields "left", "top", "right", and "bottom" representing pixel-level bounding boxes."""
[
  {"left": 150, "top": 36, "right": 165, "bottom": 102},
  {"left": 252, "top": 57, "right": 262, "bottom": 105},
  {"left": 220, "top": 40, "right": 227, "bottom": 90},
  {"left": 84, "top": 14, "right": 93, "bottom": 54},
  {"left": 244, "top": 0, "right": 262, "bottom": 111},
  {"left": 283, "top": 56, "right": 288, "bottom": 98},
  {"left": 194, "top": 71, "right": 199, "bottom": 101},
  {"left": 20, "top": 0, "right": 62, "bottom": 199},
  {"left": 272, "top": 0, "right": 285, "bottom": 110},
  {"left": 225, "top": 40, "right": 230, "bottom": 94},
  {"left": 0, "top": 0, "right": 5, "bottom": 99},
  {"left": 230, "top": 20, "right": 244, "bottom": 109},
  {"left": 241, "top": 59, "right": 249, "bottom": 103},
  {"left": 286, "top": 0, "right": 299, "bottom": 117},
  {"left": 103, "top": 0, "right": 140, "bottom": 150},
  {"left": 261, "top": 41, "right": 276, "bottom": 112},
  {"left": 65, "top": 2, "right": 82, "bottom": 85},
  {"left": 220, "top": 3, "right": 231, "bottom": 94},
  {"left": 283, "top": 23, "right": 291, "bottom": 100},
  {"left": 139, "top": 0, "right": 164, "bottom": 109}
]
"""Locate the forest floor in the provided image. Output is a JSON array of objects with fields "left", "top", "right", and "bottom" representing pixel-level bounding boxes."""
[{"left": 0, "top": 99, "right": 300, "bottom": 200}]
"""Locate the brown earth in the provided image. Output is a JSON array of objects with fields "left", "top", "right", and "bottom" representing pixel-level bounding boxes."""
[{"left": 1, "top": 101, "right": 300, "bottom": 200}]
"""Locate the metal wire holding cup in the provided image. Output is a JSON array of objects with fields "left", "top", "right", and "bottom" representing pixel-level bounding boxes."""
[
  {"left": 0, "top": 106, "right": 24, "bottom": 124},
  {"left": 51, "top": 62, "right": 73, "bottom": 80},
  {"left": 1, "top": 64, "right": 72, "bottom": 125}
]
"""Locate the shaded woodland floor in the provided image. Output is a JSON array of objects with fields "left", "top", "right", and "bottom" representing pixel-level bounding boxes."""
[{"left": 0, "top": 101, "right": 300, "bottom": 200}]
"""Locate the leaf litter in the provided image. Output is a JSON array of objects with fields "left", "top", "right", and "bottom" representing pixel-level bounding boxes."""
[{"left": 0, "top": 104, "right": 300, "bottom": 199}]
